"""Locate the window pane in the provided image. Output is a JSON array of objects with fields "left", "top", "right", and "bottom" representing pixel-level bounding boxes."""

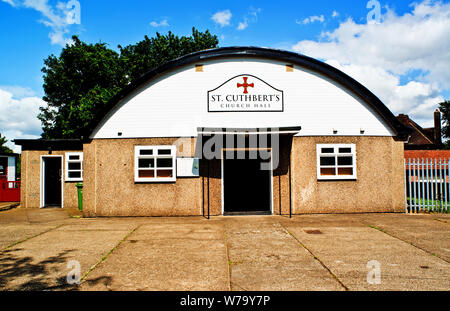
[
  {"left": 140, "top": 149, "right": 153, "bottom": 155},
  {"left": 320, "top": 168, "right": 336, "bottom": 176},
  {"left": 157, "top": 169, "right": 173, "bottom": 178},
  {"left": 338, "top": 148, "right": 352, "bottom": 153},
  {"left": 338, "top": 156, "right": 353, "bottom": 166},
  {"left": 321, "top": 148, "right": 334, "bottom": 153},
  {"left": 138, "top": 159, "right": 154, "bottom": 168},
  {"left": 157, "top": 158, "right": 173, "bottom": 168},
  {"left": 338, "top": 167, "right": 354, "bottom": 176},
  {"left": 68, "top": 162, "right": 81, "bottom": 170},
  {"left": 69, "top": 155, "right": 80, "bottom": 160},
  {"left": 158, "top": 149, "right": 172, "bottom": 155},
  {"left": 138, "top": 170, "right": 155, "bottom": 178},
  {"left": 68, "top": 171, "right": 81, "bottom": 178},
  {"left": 320, "top": 157, "right": 335, "bottom": 166}
]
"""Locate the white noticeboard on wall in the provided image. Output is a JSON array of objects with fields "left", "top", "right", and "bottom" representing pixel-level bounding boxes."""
[{"left": 176, "top": 158, "right": 200, "bottom": 177}]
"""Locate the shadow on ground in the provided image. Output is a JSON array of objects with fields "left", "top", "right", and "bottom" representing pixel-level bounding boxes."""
[{"left": 0, "top": 248, "right": 111, "bottom": 291}]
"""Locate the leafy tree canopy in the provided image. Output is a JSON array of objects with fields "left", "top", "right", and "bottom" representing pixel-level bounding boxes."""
[
  {"left": 119, "top": 28, "right": 219, "bottom": 82},
  {"left": 438, "top": 100, "right": 450, "bottom": 148},
  {"left": 39, "top": 27, "right": 219, "bottom": 139},
  {"left": 0, "top": 135, "right": 13, "bottom": 153}
]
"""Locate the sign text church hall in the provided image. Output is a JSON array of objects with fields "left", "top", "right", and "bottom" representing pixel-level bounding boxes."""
[{"left": 15, "top": 47, "right": 411, "bottom": 217}]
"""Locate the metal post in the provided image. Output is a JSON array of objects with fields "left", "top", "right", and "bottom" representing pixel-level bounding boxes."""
[
  {"left": 442, "top": 158, "right": 447, "bottom": 210},
  {"left": 404, "top": 159, "right": 408, "bottom": 213},
  {"left": 202, "top": 175, "right": 204, "bottom": 218},
  {"left": 426, "top": 158, "right": 429, "bottom": 212},
  {"left": 440, "top": 159, "right": 443, "bottom": 212},
  {"left": 207, "top": 160, "right": 210, "bottom": 220},
  {"left": 412, "top": 158, "right": 416, "bottom": 213},
  {"left": 289, "top": 156, "right": 292, "bottom": 219},
  {"left": 420, "top": 158, "right": 424, "bottom": 212},
  {"left": 434, "top": 158, "right": 438, "bottom": 212},
  {"left": 278, "top": 176, "right": 282, "bottom": 216},
  {"left": 408, "top": 159, "right": 412, "bottom": 213}
]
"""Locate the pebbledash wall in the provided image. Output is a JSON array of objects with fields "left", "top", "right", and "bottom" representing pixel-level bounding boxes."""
[{"left": 16, "top": 47, "right": 411, "bottom": 216}]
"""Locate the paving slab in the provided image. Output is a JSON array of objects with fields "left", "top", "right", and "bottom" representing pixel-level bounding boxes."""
[
  {"left": 224, "top": 216, "right": 344, "bottom": 291},
  {"left": 358, "top": 214, "right": 450, "bottom": 262},
  {"left": 0, "top": 218, "right": 137, "bottom": 290},
  {"left": 285, "top": 224, "right": 450, "bottom": 291},
  {"left": 0, "top": 208, "right": 73, "bottom": 251},
  {"left": 0, "top": 211, "right": 449, "bottom": 291},
  {"left": 80, "top": 218, "right": 229, "bottom": 291}
]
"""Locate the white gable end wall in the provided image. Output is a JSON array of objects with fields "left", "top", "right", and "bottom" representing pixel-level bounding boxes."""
[{"left": 92, "top": 58, "right": 395, "bottom": 139}]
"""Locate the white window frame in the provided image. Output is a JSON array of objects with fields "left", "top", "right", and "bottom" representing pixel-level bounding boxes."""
[
  {"left": 65, "top": 152, "right": 83, "bottom": 182},
  {"left": 316, "top": 144, "right": 357, "bottom": 180},
  {"left": 135, "top": 145, "right": 176, "bottom": 182}
]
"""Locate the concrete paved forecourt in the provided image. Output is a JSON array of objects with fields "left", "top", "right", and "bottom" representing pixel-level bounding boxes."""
[{"left": 0, "top": 208, "right": 448, "bottom": 291}]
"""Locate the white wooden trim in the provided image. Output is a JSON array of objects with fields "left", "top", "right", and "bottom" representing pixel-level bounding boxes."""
[
  {"left": 65, "top": 152, "right": 83, "bottom": 182},
  {"left": 134, "top": 145, "right": 177, "bottom": 182},
  {"left": 316, "top": 144, "right": 357, "bottom": 180},
  {"left": 40, "top": 155, "right": 64, "bottom": 208}
]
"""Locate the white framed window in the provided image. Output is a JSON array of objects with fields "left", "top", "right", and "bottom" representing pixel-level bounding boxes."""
[
  {"left": 135, "top": 145, "right": 176, "bottom": 182},
  {"left": 316, "top": 144, "right": 356, "bottom": 180},
  {"left": 65, "top": 152, "right": 83, "bottom": 182}
]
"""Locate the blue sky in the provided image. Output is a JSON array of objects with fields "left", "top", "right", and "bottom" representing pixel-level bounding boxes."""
[{"left": 0, "top": 0, "right": 449, "bottom": 152}]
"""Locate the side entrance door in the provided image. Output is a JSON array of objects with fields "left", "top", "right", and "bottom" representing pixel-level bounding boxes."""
[{"left": 42, "top": 157, "right": 62, "bottom": 207}]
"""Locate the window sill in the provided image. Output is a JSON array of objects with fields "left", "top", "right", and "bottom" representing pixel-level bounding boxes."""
[
  {"left": 65, "top": 179, "right": 83, "bottom": 183},
  {"left": 317, "top": 177, "right": 357, "bottom": 181}
]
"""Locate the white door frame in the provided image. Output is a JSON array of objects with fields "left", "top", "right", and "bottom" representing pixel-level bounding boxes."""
[
  {"left": 221, "top": 148, "right": 274, "bottom": 215},
  {"left": 40, "top": 155, "right": 64, "bottom": 208}
]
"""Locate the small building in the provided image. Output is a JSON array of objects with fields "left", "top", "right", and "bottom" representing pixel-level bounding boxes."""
[
  {"left": 0, "top": 152, "right": 20, "bottom": 202},
  {"left": 15, "top": 47, "right": 411, "bottom": 216},
  {"left": 397, "top": 109, "right": 443, "bottom": 150}
]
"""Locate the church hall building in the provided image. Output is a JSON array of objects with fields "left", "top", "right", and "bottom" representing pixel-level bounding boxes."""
[{"left": 15, "top": 47, "right": 411, "bottom": 217}]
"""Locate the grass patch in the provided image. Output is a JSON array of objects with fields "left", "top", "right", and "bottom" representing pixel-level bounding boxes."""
[{"left": 406, "top": 197, "right": 450, "bottom": 213}]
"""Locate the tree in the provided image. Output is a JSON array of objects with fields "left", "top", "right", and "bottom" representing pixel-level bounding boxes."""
[
  {"left": 0, "top": 134, "right": 13, "bottom": 153},
  {"left": 439, "top": 100, "right": 450, "bottom": 148},
  {"left": 119, "top": 27, "right": 219, "bottom": 81},
  {"left": 39, "top": 36, "right": 127, "bottom": 139},
  {"left": 39, "top": 28, "right": 219, "bottom": 139}
]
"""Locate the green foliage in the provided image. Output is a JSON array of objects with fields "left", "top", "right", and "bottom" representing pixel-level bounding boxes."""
[
  {"left": 119, "top": 27, "right": 219, "bottom": 81},
  {"left": 39, "top": 28, "right": 219, "bottom": 139},
  {"left": 438, "top": 100, "right": 450, "bottom": 148},
  {"left": 0, "top": 135, "right": 13, "bottom": 153}
]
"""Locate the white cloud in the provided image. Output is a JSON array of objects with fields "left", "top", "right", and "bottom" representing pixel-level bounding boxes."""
[
  {"left": 2, "top": 0, "right": 81, "bottom": 46},
  {"left": 237, "top": 21, "right": 248, "bottom": 30},
  {"left": 0, "top": 85, "right": 36, "bottom": 98},
  {"left": 297, "top": 15, "right": 325, "bottom": 25},
  {"left": 332, "top": 11, "right": 339, "bottom": 18},
  {"left": 150, "top": 19, "right": 169, "bottom": 27},
  {"left": 0, "top": 88, "right": 44, "bottom": 153},
  {"left": 237, "top": 7, "right": 261, "bottom": 31},
  {"left": 292, "top": 0, "right": 450, "bottom": 126},
  {"left": 1, "top": 0, "right": 17, "bottom": 6},
  {"left": 211, "top": 9, "right": 232, "bottom": 27}
]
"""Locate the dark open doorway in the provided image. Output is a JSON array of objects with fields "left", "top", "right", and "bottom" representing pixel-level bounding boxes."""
[
  {"left": 223, "top": 150, "right": 272, "bottom": 215},
  {"left": 43, "top": 157, "right": 62, "bottom": 208}
]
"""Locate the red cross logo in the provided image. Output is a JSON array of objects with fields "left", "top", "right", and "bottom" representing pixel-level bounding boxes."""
[{"left": 237, "top": 77, "right": 254, "bottom": 94}]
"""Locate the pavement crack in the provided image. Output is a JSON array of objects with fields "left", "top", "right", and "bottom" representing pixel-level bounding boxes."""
[
  {"left": 279, "top": 223, "right": 349, "bottom": 291},
  {"left": 80, "top": 225, "right": 141, "bottom": 283},
  {"left": 367, "top": 224, "right": 449, "bottom": 263},
  {"left": 1, "top": 224, "right": 65, "bottom": 251}
]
